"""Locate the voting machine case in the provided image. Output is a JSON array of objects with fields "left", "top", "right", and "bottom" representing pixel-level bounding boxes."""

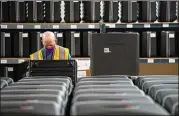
[
  {"left": 13, "top": 32, "right": 30, "bottom": 57},
  {"left": 26, "top": 1, "right": 36, "bottom": 22},
  {"left": 103, "top": 1, "right": 119, "bottom": 23},
  {"left": 81, "top": 31, "right": 97, "bottom": 57},
  {"left": 83, "top": 1, "right": 100, "bottom": 23},
  {"left": 29, "top": 32, "right": 43, "bottom": 54},
  {"left": 19, "top": 1, "right": 26, "bottom": 22},
  {"left": 160, "top": 31, "right": 176, "bottom": 57},
  {"left": 29, "top": 60, "right": 77, "bottom": 85},
  {"left": 1, "top": 32, "right": 12, "bottom": 57},
  {"left": 2, "top": 2, "right": 10, "bottom": 22},
  {"left": 159, "top": 1, "right": 177, "bottom": 22},
  {"left": 65, "top": 1, "right": 80, "bottom": 23},
  {"left": 54, "top": 32, "right": 64, "bottom": 47},
  {"left": 54, "top": 1, "right": 61, "bottom": 22},
  {"left": 141, "top": 32, "right": 157, "bottom": 57},
  {"left": 65, "top": 32, "right": 81, "bottom": 57},
  {"left": 121, "top": 1, "right": 138, "bottom": 23},
  {"left": 138, "top": 1, "right": 156, "bottom": 22}
]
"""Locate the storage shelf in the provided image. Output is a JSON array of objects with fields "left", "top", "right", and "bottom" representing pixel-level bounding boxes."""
[
  {"left": 1, "top": 22, "right": 178, "bottom": 30},
  {"left": 0, "top": 58, "right": 178, "bottom": 64},
  {"left": 0, "top": 23, "right": 100, "bottom": 30},
  {"left": 104, "top": 22, "right": 179, "bottom": 29}
]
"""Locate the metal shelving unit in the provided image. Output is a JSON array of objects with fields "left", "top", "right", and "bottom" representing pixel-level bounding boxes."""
[{"left": 1, "top": 22, "right": 178, "bottom": 64}]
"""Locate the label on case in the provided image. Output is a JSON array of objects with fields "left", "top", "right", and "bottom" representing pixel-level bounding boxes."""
[
  {"left": 150, "top": 33, "right": 156, "bottom": 38},
  {"left": 23, "top": 33, "right": 28, "bottom": 38},
  {"left": 5, "top": 33, "right": 10, "bottom": 37},
  {"left": 169, "top": 34, "right": 175, "bottom": 38},
  {"left": 74, "top": 33, "right": 80, "bottom": 37},
  {"left": 57, "top": 33, "right": 63, "bottom": 37},
  {"left": 8, "top": 67, "right": 13, "bottom": 71}
]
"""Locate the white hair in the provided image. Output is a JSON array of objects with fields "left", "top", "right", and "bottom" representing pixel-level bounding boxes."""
[{"left": 42, "top": 31, "right": 56, "bottom": 41}]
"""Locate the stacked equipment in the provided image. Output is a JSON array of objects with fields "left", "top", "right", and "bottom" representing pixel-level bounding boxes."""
[
  {"left": 1, "top": 77, "right": 14, "bottom": 89},
  {"left": 1, "top": 76, "right": 73, "bottom": 115},
  {"left": 135, "top": 75, "right": 178, "bottom": 116},
  {"left": 70, "top": 75, "right": 169, "bottom": 115}
]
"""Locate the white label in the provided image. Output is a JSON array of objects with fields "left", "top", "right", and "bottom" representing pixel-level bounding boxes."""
[
  {"left": 150, "top": 33, "right": 156, "bottom": 38},
  {"left": 18, "top": 60, "right": 25, "bottom": 63},
  {"left": 78, "top": 71, "right": 86, "bottom": 77},
  {"left": 88, "top": 25, "right": 95, "bottom": 28},
  {"left": 169, "top": 34, "right": 175, "bottom": 38},
  {"left": 127, "top": 24, "right": 133, "bottom": 28},
  {"left": 148, "top": 59, "right": 154, "bottom": 63},
  {"left": 109, "top": 24, "right": 115, "bottom": 28},
  {"left": 8, "top": 67, "right": 13, "bottom": 71},
  {"left": 73, "top": 1, "right": 79, "bottom": 2},
  {"left": 17, "top": 25, "right": 23, "bottom": 29},
  {"left": 71, "top": 25, "right": 77, "bottom": 29},
  {"left": 53, "top": 25, "right": 59, "bottom": 29},
  {"left": 40, "top": 33, "right": 43, "bottom": 37},
  {"left": 5, "top": 33, "right": 10, "bottom": 37},
  {"left": 104, "top": 48, "right": 111, "bottom": 53},
  {"left": 1, "top": 60, "right": 7, "bottom": 64},
  {"left": 1, "top": 25, "right": 7, "bottom": 29},
  {"left": 57, "top": 33, "right": 63, "bottom": 37},
  {"left": 34, "top": 25, "right": 41, "bottom": 29},
  {"left": 23, "top": 33, "right": 28, "bottom": 38},
  {"left": 144, "top": 24, "right": 150, "bottom": 28},
  {"left": 74, "top": 33, "right": 80, "bottom": 37},
  {"left": 169, "top": 59, "right": 175, "bottom": 63},
  {"left": 163, "top": 24, "right": 169, "bottom": 27}
]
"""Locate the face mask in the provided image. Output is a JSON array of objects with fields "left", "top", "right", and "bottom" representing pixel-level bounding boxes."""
[{"left": 46, "top": 46, "right": 55, "bottom": 53}]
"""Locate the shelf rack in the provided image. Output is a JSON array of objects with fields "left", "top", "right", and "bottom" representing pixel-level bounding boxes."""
[{"left": 1, "top": 22, "right": 178, "bottom": 65}]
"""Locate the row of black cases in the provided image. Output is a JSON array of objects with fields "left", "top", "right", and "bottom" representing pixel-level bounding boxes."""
[
  {"left": 0, "top": 31, "right": 178, "bottom": 58},
  {"left": 0, "top": 1, "right": 178, "bottom": 23},
  {"left": 0, "top": 31, "right": 96, "bottom": 57}
]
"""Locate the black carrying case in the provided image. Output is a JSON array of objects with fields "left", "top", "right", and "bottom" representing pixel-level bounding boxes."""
[
  {"left": 138, "top": 1, "right": 156, "bottom": 22},
  {"left": 121, "top": 1, "right": 138, "bottom": 23},
  {"left": 28, "top": 60, "right": 77, "bottom": 85},
  {"left": 103, "top": 1, "right": 119, "bottom": 23},
  {"left": 65, "top": 1, "right": 80, "bottom": 23},
  {"left": 141, "top": 32, "right": 157, "bottom": 57},
  {"left": 159, "top": 1, "right": 177, "bottom": 22},
  {"left": 83, "top": 1, "right": 100, "bottom": 23},
  {"left": 160, "top": 31, "right": 176, "bottom": 57}
]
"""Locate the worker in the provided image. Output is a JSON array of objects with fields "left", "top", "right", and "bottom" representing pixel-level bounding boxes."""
[{"left": 30, "top": 31, "right": 71, "bottom": 60}]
